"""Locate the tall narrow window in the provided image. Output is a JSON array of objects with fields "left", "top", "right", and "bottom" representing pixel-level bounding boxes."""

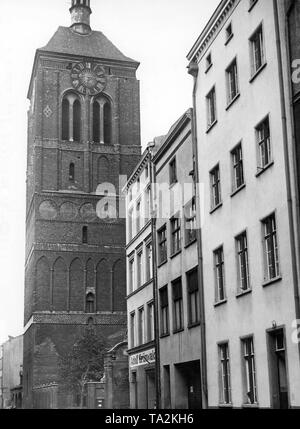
[
  {"left": 136, "top": 202, "right": 141, "bottom": 233},
  {"left": 256, "top": 117, "right": 272, "bottom": 170},
  {"left": 210, "top": 165, "right": 221, "bottom": 209},
  {"left": 172, "top": 278, "right": 184, "bottom": 332},
  {"left": 147, "top": 301, "right": 155, "bottom": 342},
  {"left": 160, "top": 287, "right": 169, "bottom": 336},
  {"left": 137, "top": 249, "right": 143, "bottom": 288},
  {"left": 61, "top": 93, "right": 81, "bottom": 141},
  {"left": 130, "top": 312, "right": 136, "bottom": 348},
  {"left": 82, "top": 226, "right": 88, "bottom": 244},
  {"left": 86, "top": 293, "right": 95, "bottom": 313},
  {"left": 169, "top": 158, "right": 177, "bottom": 185},
  {"left": 214, "top": 246, "right": 226, "bottom": 303},
  {"left": 93, "top": 96, "right": 112, "bottom": 144},
  {"left": 242, "top": 337, "right": 258, "bottom": 405},
  {"left": 262, "top": 214, "right": 280, "bottom": 281},
  {"left": 62, "top": 98, "right": 70, "bottom": 140},
  {"left": 171, "top": 216, "right": 181, "bottom": 255},
  {"left": 128, "top": 257, "right": 135, "bottom": 294},
  {"left": 226, "top": 59, "right": 239, "bottom": 104},
  {"left": 69, "top": 163, "right": 75, "bottom": 182},
  {"left": 250, "top": 24, "right": 265, "bottom": 77},
  {"left": 158, "top": 225, "right": 167, "bottom": 265},
  {"left": 187, "top": 268, "right": 200, "bottom": 326},
  {"left": 231, "top": 144, "right": 244, "bottom": 191},
  {"left": 184, "top": 197, "right": 197, "bottom": 245},
  {"left": 236, "top": 232, "right": 250, "bottom": 293},
  {"left": 219, "top": 343, "right": 231, "bottom": 405},
  {"left": 138, "top": 306, "right": 145, "bottom": 346},
  {"left": 145, "top": 242, "right": 153, "bottom": 282},
  {"left": 206, "top": 86, "right": 217, "bottom": 129}
]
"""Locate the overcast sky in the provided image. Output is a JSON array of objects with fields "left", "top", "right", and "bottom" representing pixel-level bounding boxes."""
[{"left": 0, "top": 0, "right": 219, "bottom": 344}]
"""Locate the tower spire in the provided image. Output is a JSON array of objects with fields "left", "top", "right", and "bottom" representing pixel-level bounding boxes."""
[{"left": 69, "top": 0, "right": 92, "bottom": 35}]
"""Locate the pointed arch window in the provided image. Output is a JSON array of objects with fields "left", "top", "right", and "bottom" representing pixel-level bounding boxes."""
[
  {"left": 93, "top": 96, "right": 112, "bottom": 144},
  {"left": 86, "top": 293, "right": 95, "bottom": 313},
  {"left": 62, "top": 93, "right": 81, "bottom": 142}
]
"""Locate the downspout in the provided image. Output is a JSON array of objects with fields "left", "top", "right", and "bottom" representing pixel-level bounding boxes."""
[
  {"left": 147, "top": 145, "right": 162, "bottom": 409},
  {"left": 188, "top": 61, "right": 208, "bottom": 409},
  {"left": 273, "top": 0, "right": 300, "bottom": 361}
]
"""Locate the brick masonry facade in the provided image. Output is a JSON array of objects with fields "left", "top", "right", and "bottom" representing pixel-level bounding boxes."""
[{"left": 23, "top": 19, "right": 141, "bottom": 408}]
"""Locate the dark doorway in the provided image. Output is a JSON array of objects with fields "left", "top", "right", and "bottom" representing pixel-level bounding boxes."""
[
  {"left": 267, "top": 328, "right": 289, "bottom": 409},
  {"left": 145, "top": 369, "right": 156, "bottom": 409},
  {"left": 174, "top": 360, "right": 202, "bottom": 409}
]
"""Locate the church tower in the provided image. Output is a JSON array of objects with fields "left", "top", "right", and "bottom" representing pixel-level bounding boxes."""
[{"left": 23, "top": 1, "right": 141, "bottom": 408}]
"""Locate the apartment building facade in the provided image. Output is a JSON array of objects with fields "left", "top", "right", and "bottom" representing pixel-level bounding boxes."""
[
  {"left": 153, "top": 110, "right": 202, "bottom": 409},
  {"left": 126, "top": 148, "right": 158, "bottom": 409},
  {"left": 187, "top": 0, "right": 300, "bottom": 409}
]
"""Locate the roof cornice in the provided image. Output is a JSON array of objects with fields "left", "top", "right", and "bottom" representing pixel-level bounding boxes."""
[{"left": 187, "top": 0, "right": 240, "bottom": 63}]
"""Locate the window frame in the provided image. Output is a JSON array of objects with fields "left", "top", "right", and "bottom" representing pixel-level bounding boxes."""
[
  {"left": 261, "top": 213, "right": 281, "bottom": 283},
  {"left": 235, "top": 231, "right": 251, "bottom": 294},
  {"left": 186, "top": 267, "right": 200, "bottom": 327},
  {"left": 231, "top": 142, "right": 245, "bottom": 193},
  {"left": 249, "top": 23, "right": 266, "bottom": 79},
  {"left": 159, "top": 286, "right": 170, "bottom": 337},
  {"left": 172, "top": 278, "right": 184, "bottom": 333},
  {"left": 214, "top": 246, "right": 226, "bottom": 304},
  {"left": 241, "top": 336, "right": 258, "bottom": 406},
  {"left": 184, "top": 197, "right": 197, "bottom": 246},
  {"left": 169, "top": 157, "right": 178, "bottom": 186},
  {"left": 170, "top": 214, "right": 182, "bottom": 256},
  {"left": 226, "top": 57, "right": 240, "bottom": 106},
  {"left": 255, "top": 115, "right": 273, "bottom": 172},
  {"left": 157, "top": 224, "right": 168, "bottom": 266},
  {"left": 206, "top": 86, "right": 217, "bottom": 130},
  {"left": 210, "top": 164, "right": 222, "bottom": 211},
  {"left": 218, "top": 342, "right": 232, "bottom": 406}
]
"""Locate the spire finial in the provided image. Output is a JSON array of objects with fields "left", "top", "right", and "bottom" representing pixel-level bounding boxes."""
[{"left": 69, "top": 0, "right": 92, "bottom": 35}]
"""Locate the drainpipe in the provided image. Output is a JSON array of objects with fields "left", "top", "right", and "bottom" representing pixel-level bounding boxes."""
[
  {"left": 147, "top": 144, "right": 162, "bottom": 409},
  {"left": 273, "top": 0, "right": 300, "bottom": 362},
  {"left": 187, "top": 61, "right": 208, "bottom": 409}
]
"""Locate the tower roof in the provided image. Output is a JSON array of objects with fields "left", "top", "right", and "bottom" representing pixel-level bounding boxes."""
[{"left": 39, "top": 26, "right": 137, "bottom": 64}]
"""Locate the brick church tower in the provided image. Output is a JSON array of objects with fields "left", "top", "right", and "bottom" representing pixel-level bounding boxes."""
[{"left": 23, "top": 0, "right": 141, "bottom": 408}]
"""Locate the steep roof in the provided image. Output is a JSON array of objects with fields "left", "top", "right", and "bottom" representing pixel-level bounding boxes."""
[{"left": 40, "top": 26, "right": 138, "bottom": 64}]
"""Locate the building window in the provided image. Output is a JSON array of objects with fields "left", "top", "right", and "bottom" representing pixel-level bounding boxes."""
[
  {"left": 158, "top": 225, "right": 167, "bottom": 265},
  {"left": 145, "top": 241, "right": 153, "bottom": 282},
  {"left": 62, "top": 92, "right": 81, "bottom": 141},
  {"left": 249, "top": 0, "right": 259, "bottom": 11},
  {"left": 236, "top": 232, "right": 250, "bottom": 293},
  {"left": 226, "top": 59, "right": 239, "bottom": 104},
  {"left": 225, "top": 23, "right": 233, "bottom": 43},
  {"left": 169, "top": 158, "right": 177, "bottom": 185},
  {"left": 147, "top": 301, "right": 155, "bottom": 342},
  {"left": 231, "top": 143, "right": 244, "bottom": 191},
  {"left": 93, "top": 96, "right": 112, "bottom": 144},
  {"left": 136, "top": 202, "right": 141, "bottom": 233},
  {"left": 69, "top": 163, "right": 75, "bottom": 182},
  {"left": 187, "top": 268, "right": 200, "bottom": 326},
  {"left": 242, "top": 337, "right": 258, "bottom": 405},
  {"left": 170, "top": 216, "right": 181, "bottom": 255},
  {"left": 206, "top": 53, "right": 212, "bottom": 71},
  {"left": 82, "top": 226, "right": 88, "bottom": 244},
  {"left": 206, "top": 86, "right": 217, "bottom": 129},
  {"left": 138, "top": 306, "right": 145, "bottom": 346},
  {"left": 130, "top": 312, "right": 136, "bottom": 348},
  {"left": 184, "top": 197, "right": 197, "bottom": 245},
  {"left": 262, "top": 214, "right": 280, "bottom": 281},
  {"left": 219, "top": 343, "right": 231, "bottom": 405},
  {"left": 172, "top": 278, "right": 184, "bottom": 333},
  {"left": 160, "top": 287, "right": 169, "bottom": 336},
  {"left": 128, "top": 257, "right": 135, "bottom": 294},
  {"left": 250, "top": 24, "right": 265, "bottom": 77},
  {"left": 128, "top": 208, "right": 133, "bottom": 242},
  {"left": 256, "top": 116, "right": 272, "bottom": 170},
  {"left": 214, "top": 247, "right": 226, "bottom": 303},
  {"left": 145, "top": 186, "right": 151, "bottom": 223},
  {"left": 137, "top": 249, "right": 143, "bottom": 289},
  {"left": 210, "top": 165, "right": 222, "bottom": 209},
  {"left": 85, "top": 293, "right": 95, "bottom": 313}
]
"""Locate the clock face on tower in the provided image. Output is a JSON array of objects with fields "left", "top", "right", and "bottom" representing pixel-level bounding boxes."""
[{"left": 71, "top": 62, "right": 107, "bottom": 95}]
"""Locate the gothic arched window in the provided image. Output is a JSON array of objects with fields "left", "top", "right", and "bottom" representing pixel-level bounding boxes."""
[
  {"left": 86, "top": 293, "right": 95, "bottom": 313},
  {"left": 61, "top": 93, "right": 81, "bottom": 142},
  {"left": 92, "top": 96, "right": 112, "bottom": 144}
]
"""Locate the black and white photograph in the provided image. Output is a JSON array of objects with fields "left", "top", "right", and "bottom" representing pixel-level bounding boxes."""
[{"left": 0, "top": 0, "right": 300, "bottom": 415}]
